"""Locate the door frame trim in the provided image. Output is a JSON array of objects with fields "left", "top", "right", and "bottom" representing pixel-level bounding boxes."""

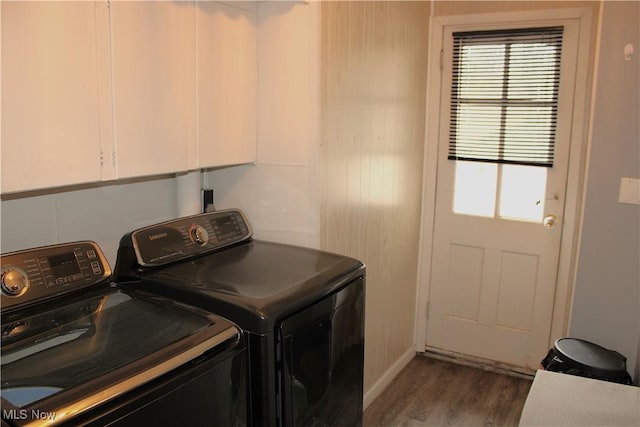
[{"left": 414, "top": 6, "right": 596, "bottom": 355}]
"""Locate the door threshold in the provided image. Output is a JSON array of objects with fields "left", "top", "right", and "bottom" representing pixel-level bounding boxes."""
[{"left": 421, "top": 347, "right": 536, "bottom": 381}]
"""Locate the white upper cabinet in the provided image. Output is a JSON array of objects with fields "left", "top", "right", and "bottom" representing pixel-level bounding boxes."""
[
  {"left": 2, "top": 1, "right": 258, "bottom": 194},
  {"left": 110, "top": 1, "right": 197, "bottom": 178},
  {"left": 1, "top": 2, "right": 112, "bottom": 193},
  {"left": 197, "top": 1, "right": 257, "bottom": 167}
]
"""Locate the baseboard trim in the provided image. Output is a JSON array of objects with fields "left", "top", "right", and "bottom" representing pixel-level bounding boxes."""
[
  {"left": 363, "top": 347, "right": 416, "bottom": 409},
  {"left": 421, "top": 347, "right": 536, "bottom": 380}
]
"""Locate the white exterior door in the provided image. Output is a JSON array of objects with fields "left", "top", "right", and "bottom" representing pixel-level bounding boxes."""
[{"left": 426, "top": 17, "right": 583, "bottom": 369}]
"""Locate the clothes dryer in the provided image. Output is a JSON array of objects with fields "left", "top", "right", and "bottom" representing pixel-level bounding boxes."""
[{"left": 114, "top": 209, "right": 366, "bottom": 427}]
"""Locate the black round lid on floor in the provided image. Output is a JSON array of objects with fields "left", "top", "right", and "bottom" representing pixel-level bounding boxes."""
[{"left": 554, "top": 338, "right": 627, "bottom": 377}]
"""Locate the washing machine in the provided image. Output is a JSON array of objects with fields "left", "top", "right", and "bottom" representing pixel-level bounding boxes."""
[
  {"left": 113, "top": 209, "right": 366, "bottom": 427},
  {"left": 1, "top": 241, "right": 246, "bottom": 426}
]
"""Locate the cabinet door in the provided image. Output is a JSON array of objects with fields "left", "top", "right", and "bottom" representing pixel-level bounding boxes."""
[
  {"left": 197, "top": 1, "right": 256, "bottom": 167},
  {"left": 110, "top": 1, "right": 196, "bottom": 178},
  {"left": 1, "top": 2, "right": 111, "bottom": 193}
]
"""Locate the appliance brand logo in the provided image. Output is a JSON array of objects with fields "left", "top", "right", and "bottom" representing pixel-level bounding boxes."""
[{"left": 148, "top": 232, "right": 168, "bottom": 241}]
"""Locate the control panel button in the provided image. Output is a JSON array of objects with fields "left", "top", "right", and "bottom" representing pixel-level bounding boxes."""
[
  {"left": 189, "top": 225, "right": 209, "bottom": 247},
  {"left": 1, "top": 267, "right": 29, "bottom": 297},
  {"left": 91, "top": 261, "right": 102, "bottom": 275}
]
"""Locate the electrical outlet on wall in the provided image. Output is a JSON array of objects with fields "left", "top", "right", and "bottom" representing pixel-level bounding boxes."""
[
  {"left": 618, "top": 177, "right": 640, "bottom": 205},
  {"left": 202, "top": 189, "right": 215, "bottom": 212}
]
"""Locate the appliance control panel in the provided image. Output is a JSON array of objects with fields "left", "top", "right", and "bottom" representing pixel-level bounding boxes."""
[
  {"left": 1, "top": 241, "right": 111, "bottom": 310},
  {"left": 131, "top": 208, "right": 253, "bottom": 267}
]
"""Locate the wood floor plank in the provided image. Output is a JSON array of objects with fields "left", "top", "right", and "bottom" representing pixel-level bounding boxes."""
[{"left": 364, "top": 355, "right": 533, "bottom": 426}]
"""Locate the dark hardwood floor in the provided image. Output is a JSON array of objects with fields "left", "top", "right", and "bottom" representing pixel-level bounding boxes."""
[{"left": 364, "top": 355, "right": 533, "bottom": 426}]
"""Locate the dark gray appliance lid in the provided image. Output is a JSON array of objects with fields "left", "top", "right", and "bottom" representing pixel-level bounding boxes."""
[
  {"left": 135, "top": 240, "right": 365, "bottom": 333},
  {"left": 1, "top": 286, "right": 238, "bottom": 426}
]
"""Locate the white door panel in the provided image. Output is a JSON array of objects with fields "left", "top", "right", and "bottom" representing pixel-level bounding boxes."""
[{"left": 429, "top": 208, "right": 561, "bottom": 367}]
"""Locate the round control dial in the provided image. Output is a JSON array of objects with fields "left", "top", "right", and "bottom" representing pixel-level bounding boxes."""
[
  {"left": 189, "top": 225, "right": 209, "bottom": 246},
  {"left": 1, "top": 267, "right": 29, "bottom": 297}
]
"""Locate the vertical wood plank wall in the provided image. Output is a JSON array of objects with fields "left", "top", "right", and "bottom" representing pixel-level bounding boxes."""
[{"left": 319, "top": 1, "right": 430, "bottom": 392}]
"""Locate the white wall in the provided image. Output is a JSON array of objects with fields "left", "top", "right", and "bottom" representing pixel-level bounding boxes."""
[
  {"left": 570, "top": 0, "right": 640, "bottom": 381},
  {"left": 0, "top": 176, "right": 181, "bottom": 268},
  {"left": 205, "top": 1, "right": 320, "bottom": 249}
]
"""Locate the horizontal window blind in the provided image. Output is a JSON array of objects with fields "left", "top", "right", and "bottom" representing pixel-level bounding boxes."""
[{"left": 449, "top": 27, "right": 563, "bottom": 167}]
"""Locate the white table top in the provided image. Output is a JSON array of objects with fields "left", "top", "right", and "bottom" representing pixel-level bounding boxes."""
[{"left": 519, "top": 369, "right": 640, "bottom": 426}]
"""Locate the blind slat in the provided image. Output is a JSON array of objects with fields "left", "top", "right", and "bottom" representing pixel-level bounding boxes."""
[{"left": 449, "top": 26, "right": 563, "bottom": 167}]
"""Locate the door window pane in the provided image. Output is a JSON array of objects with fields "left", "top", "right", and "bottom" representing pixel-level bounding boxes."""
[
  {"left": 453, "top": 161, "right": 497, "bottom": 217},
  {"left": 453, "top": 162, "right": 547, "bottom": 221},
  {"left": 499, "top": 164, "right": 547, "bottom": 222}
]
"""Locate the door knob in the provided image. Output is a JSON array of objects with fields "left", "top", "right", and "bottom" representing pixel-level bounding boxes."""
[{"left": 543, "top": 214, "right": 558, "bottom": 228}]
